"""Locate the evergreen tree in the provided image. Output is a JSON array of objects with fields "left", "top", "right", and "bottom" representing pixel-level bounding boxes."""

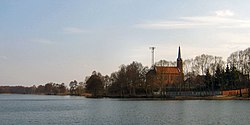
[
  {"left": 225, "top": 65, "right": 230, "bottom": 90},
  {"left": 204, "top": 69, "right": 212, "bottom": 91},
  {"left": 214, "top": 65, "right": 225, "bottom": 90}
]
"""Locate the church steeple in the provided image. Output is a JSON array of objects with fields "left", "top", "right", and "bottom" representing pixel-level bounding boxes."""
[
  {"left": 177, "top": 46, "right": 183, "bottom": 73},
  {"left": 178, "top": 46, "right": 181, "bottom": 59}
]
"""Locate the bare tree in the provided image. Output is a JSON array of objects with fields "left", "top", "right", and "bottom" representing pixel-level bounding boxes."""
[{"left": 228, "top": 48, "right": 250, "bottom": 75}]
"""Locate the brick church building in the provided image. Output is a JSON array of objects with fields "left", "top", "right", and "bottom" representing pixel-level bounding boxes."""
[{"left": 146, "top": 46, "right": 184, "bottom": 91}]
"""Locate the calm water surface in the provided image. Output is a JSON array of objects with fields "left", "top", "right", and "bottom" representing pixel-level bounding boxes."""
[{"left": 0, "top": 94, "right": 249, "bottom": 125}]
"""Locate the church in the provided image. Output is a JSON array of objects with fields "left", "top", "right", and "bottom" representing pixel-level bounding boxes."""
[{"left": 146, "top": 46, "right": 184, "bottom": 90}]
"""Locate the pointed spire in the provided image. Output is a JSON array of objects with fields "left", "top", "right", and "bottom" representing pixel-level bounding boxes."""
[
  {"left": 178, "top": 46, "right": 181, "bottom": 59},
  {"left": 177, "top": 46, "right": 183, "bottom": 73}
]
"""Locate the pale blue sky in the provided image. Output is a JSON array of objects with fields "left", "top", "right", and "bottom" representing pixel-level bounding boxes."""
[{"left": 1, "top": 0, "right": 250, "bottom": 86}]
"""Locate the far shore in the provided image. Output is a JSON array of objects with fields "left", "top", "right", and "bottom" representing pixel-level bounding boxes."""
[
  {"left": 1, "top": 93, "right": 250, "bottom": 100},
  {"left": 86, "top": 94, "right": 250, "bottom": 100},
  {"left": 168, "top": 95, "right": 250, "bottom": 100}
]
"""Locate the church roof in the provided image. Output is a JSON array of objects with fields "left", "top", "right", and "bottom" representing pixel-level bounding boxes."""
[{"left": 155, "top": 66, "right": 180, "bottom": 74}]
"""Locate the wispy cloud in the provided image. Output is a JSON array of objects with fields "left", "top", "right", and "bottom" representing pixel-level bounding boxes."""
[
  {"left": 136, "top": 10, "right": 250, "bottom": 29},
  {"left": 31, "top": 39, "right": 55, "bottom": 45},
  {"left": 63, "top": 27, "right": 88, "bottom": 34},
  {"left": 215, "top": 10, "right": 234, "bottom": 17},
  {"left": 0, "top": 56, "right": 7, "bottom": 60},
  {"left": 216, "top": 32, "right": 250, "bottom": 50}
]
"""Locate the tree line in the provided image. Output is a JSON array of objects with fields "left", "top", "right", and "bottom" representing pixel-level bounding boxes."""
[
  {"left": 84, "top": 47, "right": 250, "bottom": 97},
  {"left": 1, "top": 47, "right": 249, "bottom": 97},
  {"left": 0, "top": 83, "right": 67, "bottom": 95}
]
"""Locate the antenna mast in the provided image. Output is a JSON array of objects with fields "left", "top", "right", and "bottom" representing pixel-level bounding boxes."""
[{"left": 149, "top": 47, "right": 156, "bottom": 68}]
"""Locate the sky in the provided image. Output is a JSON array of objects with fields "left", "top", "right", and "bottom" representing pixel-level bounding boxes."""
[{"left": 0, "top": 0, "right": 250, "bottom": 86}]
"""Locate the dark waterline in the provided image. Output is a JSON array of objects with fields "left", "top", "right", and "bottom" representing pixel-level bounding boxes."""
[{"left": 0, "top": 94, "right": 249, "bottom": 125}]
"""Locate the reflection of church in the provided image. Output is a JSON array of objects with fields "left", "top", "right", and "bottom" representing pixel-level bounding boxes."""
[{"left": 146, "top": 46, "right": 184, "bottom": 88}]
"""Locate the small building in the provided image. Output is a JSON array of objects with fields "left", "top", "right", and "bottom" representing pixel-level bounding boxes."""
[
  {"left": 222, "top": 88, "right": 249, "bottom": 96},
  {"left": 146, "top": 46, "right": 184, "bottom": 92}
]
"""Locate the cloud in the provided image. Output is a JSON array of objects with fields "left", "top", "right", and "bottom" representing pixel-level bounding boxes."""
[
  {"left": 63, "top": 27, "right": 87, "bottom": 34},
  {"left": 216, "top": 32, "right": 250, "bottom": 50},
  {"left": 31, "top": 39, "right": 55, "bottom": 45},
  {"left": 215, "top": 10, "right": 234, "bottom": 17},
  {"left": 136, "top": 10, "right": 250, "bottom": 29},
  {"left": 136, "top": 20, "right": 208, "bottom": 29},
  {"left": 0, "top": 56, "right": 7, "bottom": 60}
]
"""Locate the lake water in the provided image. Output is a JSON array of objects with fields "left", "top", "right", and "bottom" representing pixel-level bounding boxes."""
[{"left": 0, "top": 94, "right": 249, "bottom": 125}]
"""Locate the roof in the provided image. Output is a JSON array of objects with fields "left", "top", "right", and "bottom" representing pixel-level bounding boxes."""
[{"left": 155, "top": 66, "right": 180, "bottom": 74}]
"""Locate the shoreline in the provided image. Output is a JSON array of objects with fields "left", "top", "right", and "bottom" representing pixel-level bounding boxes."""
[
  {"left": 87, "top": 94, "right": 250, "bottom": 100},
  {"left": 1, "top": 93, "right": 250, "bottom": 100},
  {"left": 170, "top": 96, "right": 250, "bottom": 100}
]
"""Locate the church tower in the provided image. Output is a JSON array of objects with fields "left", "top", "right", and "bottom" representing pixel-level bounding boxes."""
[{"left": 177, "top": 46, "right": 183, "bottom": 73}]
